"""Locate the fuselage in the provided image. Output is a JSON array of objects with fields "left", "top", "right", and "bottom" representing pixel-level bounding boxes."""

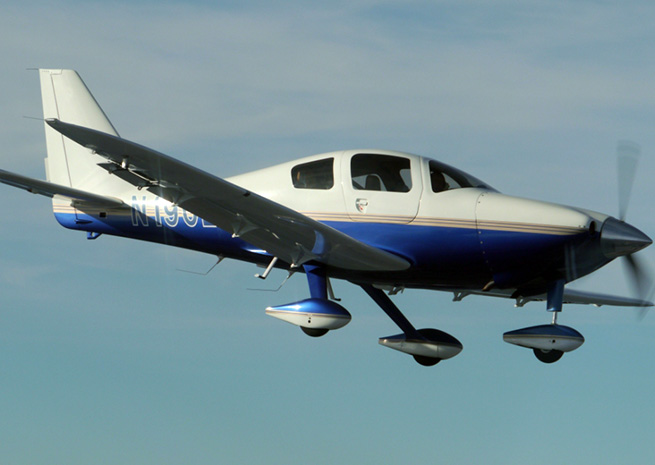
[{"left": 52, "top": 149, "right": 615, "bottom": 295}]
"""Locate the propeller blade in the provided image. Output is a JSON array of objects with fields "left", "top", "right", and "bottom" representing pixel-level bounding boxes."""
[
  {"left": 614, "top": 141, "right": 651, "bottom": 319},
  {"left": 617, "top": 141, "right": 641, "bottom": 221},
  {"left": 637, "top": 283, "right": 655, "bottom": 321},
  {"left": 623, "top": 254, "right": 649, "bottom": 297},
  {"left": 622, "top": 254, "right": 654, "bottom": 320}
]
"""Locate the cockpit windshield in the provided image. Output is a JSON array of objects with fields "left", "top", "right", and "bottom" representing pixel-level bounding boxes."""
[{"left": 428, "top": 159, "right": 495, "bottom": 193}]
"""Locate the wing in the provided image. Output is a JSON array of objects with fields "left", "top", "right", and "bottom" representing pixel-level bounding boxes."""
[
  {"left": 0, "top": 169, "right": 124, "bottom": 208},
  {"left": 561, "top": 288, "right": 653, "bottom": 307},
  {"left": 452, "top": 287, "right": 653, "bottom": 308},
  {"left": 45, "top": 119, "right": 410, "bottom": 272}
]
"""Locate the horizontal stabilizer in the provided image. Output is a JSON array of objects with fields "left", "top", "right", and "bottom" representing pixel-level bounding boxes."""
[{"left": 0, "top": 169, "right": 124, "bottom": 208}]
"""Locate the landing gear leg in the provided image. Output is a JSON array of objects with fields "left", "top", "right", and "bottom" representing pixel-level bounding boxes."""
[
  {"left": 299, "top": 265, "right": 330, "bottom": 337},
  {"left": 295, "top": 264, "right": 344, "bottom": 337},
  {"left": 535, "top": 279, "right": 565, "bottom": 364},
  {"left": 535, "top": 279, "right": 579, "bottom": 364},
  {"left": 547, "top": 278, "right": 564, "bottom": 316},
  {"left": 360, "top": 284, "right": 421, "bottom": 339}
]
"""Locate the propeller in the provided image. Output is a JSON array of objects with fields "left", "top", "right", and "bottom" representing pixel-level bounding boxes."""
[
  {"left": 615, "top": 141, "right": 654, "bottom": 317},
  {"left": 617, "top": 141, "right": 641, "bottom": 221}
]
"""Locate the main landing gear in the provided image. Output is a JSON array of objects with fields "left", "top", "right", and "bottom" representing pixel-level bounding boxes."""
[
  {"left": 265, "top": 263, "right": 462, "bottom": 366},
  {"left": 360, "top": 284, "right": 463, "bottom": 366},
  {"left": 266, "top": 265, "right": 352, "bottom": 336},
  {"left": 503, "top": 279, "right": 585, "bottom": 363}
]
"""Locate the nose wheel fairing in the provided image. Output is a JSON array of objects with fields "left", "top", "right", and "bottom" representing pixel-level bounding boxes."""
[
  {"left": 503, "top": 324, "right": 584, "bottom": 353},
  {"left": 504, "top": 279, "right": 585, "bottom": 363}
]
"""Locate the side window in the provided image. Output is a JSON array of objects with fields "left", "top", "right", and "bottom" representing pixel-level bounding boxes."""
[
  {"left": 430, "top": 160, "right": 458, "bottom": 193},
  {"left": 351, "top": 154, "right": 412, "bottom": 192},
  {"left": 429, "top": 159, "right": 488, "bottom": 192},
  {"left": 291, "top": 158, "right": 334, "bottom": 190}
]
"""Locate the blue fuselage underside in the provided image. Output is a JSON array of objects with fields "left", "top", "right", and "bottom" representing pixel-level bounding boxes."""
[{"left": 54, "top": 211, "right": 593, "bottom": 290}]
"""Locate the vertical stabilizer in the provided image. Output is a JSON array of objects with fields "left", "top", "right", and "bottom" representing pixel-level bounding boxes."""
[{"left": 39, "top": 69, "right": 129, "bottom": 197}]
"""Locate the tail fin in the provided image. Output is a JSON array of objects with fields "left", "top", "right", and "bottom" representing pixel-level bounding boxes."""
[{"left": 39, "top": 69, "right": 128, "bottom": 197}]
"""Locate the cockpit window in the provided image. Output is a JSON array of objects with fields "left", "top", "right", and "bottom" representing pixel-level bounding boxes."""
[
  {"left": 291, "top": 158, "right": 334, "bottom": 189},
  {"left": 351, "top": 154, "right": 412, "bottom": 192},
  {"left": 429, "top": 159, "right": 493, "bottom": 193}
]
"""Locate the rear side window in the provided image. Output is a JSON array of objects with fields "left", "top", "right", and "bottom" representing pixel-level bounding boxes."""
[
  {"left": 291, "top": 158, "right": 334, "bottom": 189},
  {"left": 351, "top": 154, "right": 412, "bottom": 192}
]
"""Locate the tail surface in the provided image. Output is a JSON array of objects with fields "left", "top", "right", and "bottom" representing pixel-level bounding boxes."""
[{"left": 39, "top": 69, "right": 129, "bottom": 198}]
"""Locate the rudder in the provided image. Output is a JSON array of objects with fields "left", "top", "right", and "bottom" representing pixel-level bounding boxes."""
[{"left": 39, "top": 69, "right": 129, "bottom": 198}]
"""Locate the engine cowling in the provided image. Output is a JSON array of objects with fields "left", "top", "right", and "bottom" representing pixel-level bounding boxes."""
[
  {"left": 503, "top": 324, "right": 584, "bottom": 352},
  {"left": 266, "top": 298, "right": 352, "bottom": 334}
]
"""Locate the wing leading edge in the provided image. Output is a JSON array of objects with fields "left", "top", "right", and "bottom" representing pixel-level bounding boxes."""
[
  {"left": 454, "top": 287, "right": 653, "bottom": 308},
  {"left": 45, "top": 118, "right": 410, "bottom": 272}
]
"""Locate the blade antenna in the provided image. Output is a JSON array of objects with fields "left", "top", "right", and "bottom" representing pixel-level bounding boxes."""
[
  {"left": 248, "top": 269, "right": 297, "bottom": 292},
  {"left": 176, "top": 255, "right": 225, "bottom": 276},
  {"left": 327, "top": 277, "right": 341, "bottom": 302}
]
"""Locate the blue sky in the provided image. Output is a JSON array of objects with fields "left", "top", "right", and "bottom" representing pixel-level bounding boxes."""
[{"left": 1, "top": 1, "right": 655, "bottom": 463}]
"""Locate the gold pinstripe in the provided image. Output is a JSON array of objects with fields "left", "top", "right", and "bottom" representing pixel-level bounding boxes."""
[
  {"left": 301, "top": 211, "right": 584, "bottom": 235},
  {"left": 53, "top": 205, "right": 585, "bottom": 236}
]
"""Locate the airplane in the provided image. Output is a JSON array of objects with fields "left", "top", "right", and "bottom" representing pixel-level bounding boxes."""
[{"left": 1, "top": 69, "right": 652, "bottom": 366}]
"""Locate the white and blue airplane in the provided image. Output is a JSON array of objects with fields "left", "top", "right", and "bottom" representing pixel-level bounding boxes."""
[{"left": 1, "top": 69, "right": 652, "bottom": 365}]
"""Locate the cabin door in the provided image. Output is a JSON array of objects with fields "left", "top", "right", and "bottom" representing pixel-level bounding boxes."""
[{"left": 340, "top": 152, "right": 422, "bottom": 223}]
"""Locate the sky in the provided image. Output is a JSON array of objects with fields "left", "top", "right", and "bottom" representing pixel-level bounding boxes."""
[{"left": 1, "top": 1, "right": 655, "bottom": 463}]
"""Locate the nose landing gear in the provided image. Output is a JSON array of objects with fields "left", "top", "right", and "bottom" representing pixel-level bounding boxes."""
[{"left": 503, "top": 279, "right": 585, "bottom": 363}]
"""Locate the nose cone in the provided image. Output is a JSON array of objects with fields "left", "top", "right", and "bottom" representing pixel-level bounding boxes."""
[{"left": 600, "top": 217, "right": 652, "bottom": 259}]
